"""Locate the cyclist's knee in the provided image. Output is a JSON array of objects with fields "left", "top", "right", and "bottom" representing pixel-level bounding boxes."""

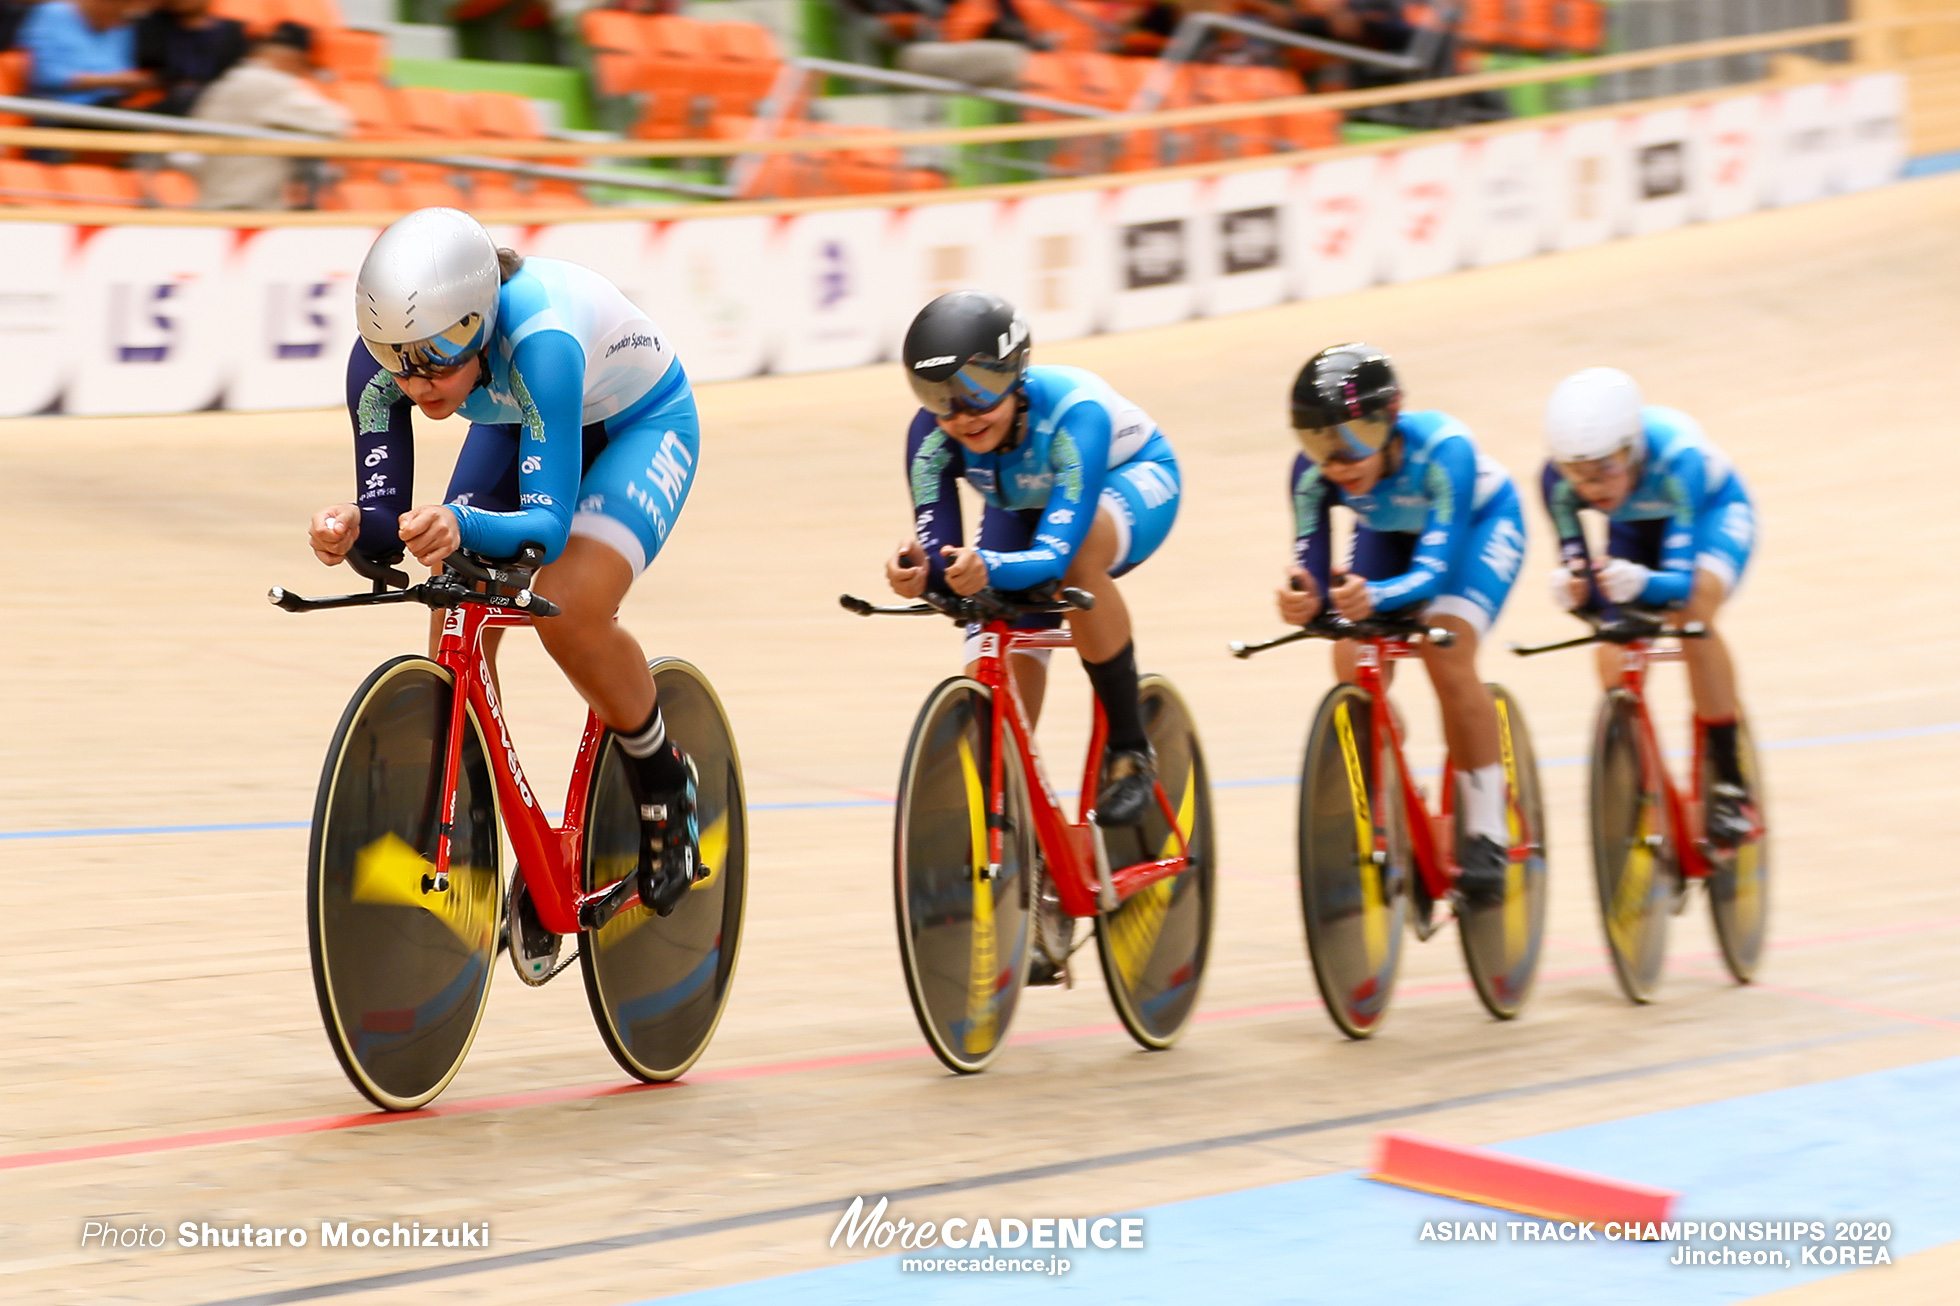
[
  {"left": 1684, "top": 568, "right": 1728, "bottom": 624},
  {"left": 1063, "top": 508, "right": 1122, "bottom": 584}
]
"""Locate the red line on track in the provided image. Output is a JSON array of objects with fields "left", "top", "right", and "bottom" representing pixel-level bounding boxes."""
[{"left": 7, "top": 916, "right": 1957, "bottom": 1176}]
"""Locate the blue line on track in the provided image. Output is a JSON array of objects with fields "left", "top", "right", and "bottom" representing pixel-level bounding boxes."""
[
  {"left": 636, "top": 1056, "right": 1960, "bottom": 1306},
  {"left": 4, "top": 719, "right": 1954, "bottom": 844}
]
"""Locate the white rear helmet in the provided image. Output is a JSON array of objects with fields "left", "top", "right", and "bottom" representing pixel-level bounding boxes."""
[
  {"left": 356, "top": 207, "right": 502, "bottom": 377},
  {"left": 1544, "top": 367, "right": 1644, "bottom": 464}
]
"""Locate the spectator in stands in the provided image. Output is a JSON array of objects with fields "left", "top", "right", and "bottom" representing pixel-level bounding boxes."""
[
  {"left": 136, "top": 0, "right": 246, "bottom": 116},
  {"left": 1114, "top": 0, "right": 1181, "bottom": 57},
  {"left": 20, "top": 0, "right": 152, "bottom": 105},
  {"left": 0, "top": 0, "right": 50, "bottom": 52},
  {"left": 191, "top": 21, "right": 350, "bottom": 209}
]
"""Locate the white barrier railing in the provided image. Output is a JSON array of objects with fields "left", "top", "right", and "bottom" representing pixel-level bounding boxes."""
[{"left": 0, "top": 71, "right": 1904, "bottom": 417}]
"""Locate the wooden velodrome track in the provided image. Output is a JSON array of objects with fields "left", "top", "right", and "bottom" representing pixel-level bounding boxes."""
[{"left": 3, "top": 172, "right": 1958, "bottom": 1306}]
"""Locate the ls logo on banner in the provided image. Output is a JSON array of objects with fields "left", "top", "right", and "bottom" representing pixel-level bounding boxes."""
[
  {"left": 1219, "top": 206, "right": 1280, "bottom": 275},
  {"left": 111, "top": 278, "right": 190, "bottom": 363},
  {"left": 269, "top": 279, "right": 342, "bottom": 361},
  {"left": 1123, "top": 220, "right": 1185, "bottom": 289}
]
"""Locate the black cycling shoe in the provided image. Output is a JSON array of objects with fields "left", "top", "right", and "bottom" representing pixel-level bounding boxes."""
[
  {"left": 633, "top": 755, "right": 701, "bottom": 918},
  {"left": 1452, "top": 835, "right": 1511, "bottom": 910},
  {"left": 1092, "top": 745, "right": 1156, "bottom": 828},
  {"left": 1704, "top": 781, "right": 1756, "bottom": 851}
]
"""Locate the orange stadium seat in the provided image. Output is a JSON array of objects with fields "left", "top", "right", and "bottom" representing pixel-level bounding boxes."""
[
  {"left": 582, "top": 9, "right": 653, "bottom": 98},
  {"left": 52, "top": 164, "right": 143, "bottom": 206},
  {"left": 321, "top": 178, "right": 396, "bottom": 211},
  {"left": 633, "top": 17, "right": 718, "bottom": 139},
  {"left": 391, "top": 85, "right": 458, "bottom": 139},
  {"left": 312, "top": 29, "right": 387, "bottom": 82},
  {"left": 1461, "top": 0, "right": 1506, "bottom": 46},
  {"left": 1508, "top": 0, "right": 1557, "bottom": 51},
  {"left": 459, "top": 92, "right": 542, "bottom": 140},
  {"left": 142, "top": 169, "right": 201, "bottom": 208},
  {"left": 210, "top": 0, "right": 275, "bottom": 37},
  {"left": 1012, "top": 0, "right": 1100, "bottom": 52},
  {"left": 271, "top": 0, "right": 342, "bottom": 32},
  {"left": 699, "top": 22, "right": 780, "bottom": 117},
  {"left": 0, "top": 158, "right": 57, "bottom": 204},
  {"left": 1553, "top": 0, "right": 1604, "bottom": 51}
]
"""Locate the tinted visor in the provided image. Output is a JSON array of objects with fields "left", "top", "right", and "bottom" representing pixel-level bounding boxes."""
[
  {"left": 1555, "top": 450, "right": 1635, "bottom": 485},
  {"left": 908, "top": 357, "right": 1021, "bottom": 417},
  {"left": 363, "top": 313, "right": 487, "bottom": 379},
  {"left": 1292, "top": 414, "right": 1393, "bottom": 464}
]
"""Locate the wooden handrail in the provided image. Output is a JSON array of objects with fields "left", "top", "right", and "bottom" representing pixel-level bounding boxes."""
[{"left": 0, "top": 13, "right": 1947, "bottom": 161}]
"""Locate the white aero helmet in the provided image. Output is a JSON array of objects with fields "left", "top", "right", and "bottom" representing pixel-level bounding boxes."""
[
  {"left": 357, "top": 207, "right": 501, "bottom": 377},
  {"left": 1544, "top": 366, "right": 1645, "bottom": 464}
]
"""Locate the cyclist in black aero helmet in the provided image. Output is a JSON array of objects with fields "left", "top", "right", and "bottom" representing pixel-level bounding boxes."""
[
  {"left": 885, "top": 290, "right": 1184, "bottom": 826},
  {"left": 1276, "top": 343, "right": 1530, "bottom": 906}
]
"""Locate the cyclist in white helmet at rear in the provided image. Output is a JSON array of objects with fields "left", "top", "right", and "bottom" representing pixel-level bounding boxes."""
[
  {"left": 1539, "top": 367, "right": 1759, "bottom": 847},
  {"left": 304, "top": 207, "right": 704, "bottom": 939}
]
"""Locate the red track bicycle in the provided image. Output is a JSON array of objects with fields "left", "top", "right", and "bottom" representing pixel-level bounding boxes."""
[
  {"left": 1513, "top": 610, "right": 1768, "bottom": 1000},
  {"left": 272, "top": 548, "right": 747, "bottom": 1110},
  {"left": 842, "top": 586, "right": 1216, "bottom": 1073},
  {"left": 1232, "top": 612, "right": 1547, "bottom": 1037}
]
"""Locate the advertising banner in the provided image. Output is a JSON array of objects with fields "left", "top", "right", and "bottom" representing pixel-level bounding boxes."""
[
  {"left": 66, "top": 225, "right": 232, "bottom": 417},
  {"left": 1294, "top": 153, "right": 1384, "bottom": 299},
  {"left": 1196, "top": 167, "right": 1290, "bottom": 318},
  {"left": 1462, "top": 128, "right": 1546, "bottom": 269},
  {"left": 0, "top": 223, "right": 73, "bottom": 417},
  {"left": 770, "top": 207, "right": 892, "bottom": 374},
  {"left": 1381, "top": 142, "right": 1467, "bottom": 284},
  {"left": 0, "top": 76, "right": 1901, "bottom": 414},
  {"left": 650, "top": 214, "right": 774, "bottom": 384},
  {"left": 885, "top": 200, "right": 1007, "bottom": 355},
  {"left": 1106, "top": 180, "right": 1201, "bottom": 332},
  {"left": 224, "top": 225, "right": 374, "bottom": 412},
  {"left": 999, "top": 188, "right": 1109, "bottom": 344}
]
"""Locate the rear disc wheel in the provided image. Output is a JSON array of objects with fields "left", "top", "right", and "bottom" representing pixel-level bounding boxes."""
[
  {"left": 1705, "top": 718, "right": 1769, "bottom": 982},
  {"left": 1297, "top": 683, "right": 1408, "bottom": 1039},
  {"left": 580, "top": 658, "right": 747, "bottom": 1082},
  {"left": 1094, "top": 674, "right": 1215, "bottom": 1051},
  {"left": 894, "top": 677, "right": 1035, "bottom": 1073},
  {"left": 308, "top": 656, "right": 502, "bottom": 1112}
]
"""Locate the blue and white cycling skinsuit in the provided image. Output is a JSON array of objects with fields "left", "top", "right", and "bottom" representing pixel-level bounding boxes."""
[
  {"left": 1540, "top": 406, "right": 1756, "bottom": 605},
  {"left": 346, "top": 256, "right": 700, "bottom": 573},
  {"left": 906, "top": 364, "right": 1181, "bottom": 655},
  {"left": 1291, "top": 410, "right": 1526, "bottom": 639}
]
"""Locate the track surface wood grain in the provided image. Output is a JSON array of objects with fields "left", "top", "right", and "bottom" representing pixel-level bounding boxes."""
[{"left": 2, "top": 174, "right": 1956, "bottom": 1304}]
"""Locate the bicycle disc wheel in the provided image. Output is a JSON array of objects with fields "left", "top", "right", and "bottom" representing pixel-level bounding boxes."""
[
  {"left": 894, "top": 676, "right": 1035, "bottom": 1074},
  {"left": 1704, "top": 718, "right": 1769, "bottom": 983},
  {"left": 1590, "top": 690, "right": 1674, "bottom": 1003},
  {"left": 580, "top": 658, "right": 748, "bottom": 1082},
  {"left": 308, "top": 656, "right": 502, "bottom": 1112},
  {"left": 1297, "top": 683, "right": 1408, "bottom": 1039},
  {"left": 1456, "top": 684, "right": 1549, "bottom": 1020},
  {"left": 1094, "top": 674, "right": 1215, "bottom": 1051}
]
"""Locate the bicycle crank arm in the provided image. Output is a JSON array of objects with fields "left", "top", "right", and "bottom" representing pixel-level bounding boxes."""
[{"left": 575, "top": 875, "right": 642, "bottom": 931}]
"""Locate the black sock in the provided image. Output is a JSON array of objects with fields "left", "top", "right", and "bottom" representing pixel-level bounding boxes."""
[
  {"left": 618, "top": 706, "right": 686, "bottom": 794},
  {"left": 1702, "top": 719, "right": 1744, "bottom": 788},
  {"left": 1083, "top": 642, "right": 1147, "bottom": 754}
]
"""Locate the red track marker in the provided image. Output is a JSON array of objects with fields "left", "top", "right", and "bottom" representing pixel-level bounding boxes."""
[{"left": 1370, "top": 1130, "right": 1678, "bottom": 1227}]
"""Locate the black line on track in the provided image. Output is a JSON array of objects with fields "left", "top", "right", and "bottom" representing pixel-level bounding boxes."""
[{"left": 193, "top": 1027, "right": 1891, "bottom": 1305}]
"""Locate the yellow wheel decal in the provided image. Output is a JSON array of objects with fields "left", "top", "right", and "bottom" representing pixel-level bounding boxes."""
[
  {"left": 1335, "top": 702, "right": 1388, "bottom": 970},
  {"left": 1496, "top": 696, "right": 1526, "bottom": 963},
  {"left": 1607, "top": 801, "right": 1656, "bottom": 959},
  {"left": 353, "top": 832, "right": 498, "bottom": 950},
  {"left": 1106, "top": 759, "right": 1197, "bottom": 992},
  {"left": 957, "top": 732, "right": 998, "bottom": 1054}
]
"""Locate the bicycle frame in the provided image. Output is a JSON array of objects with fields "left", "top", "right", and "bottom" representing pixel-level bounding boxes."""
[
  {"left": 1347, "top": 636, "right": 1534, "bottom": 902},
  {"left": 1608, "top": 636, "right": 1726, "bottom": 884},
  {"left": 430, "top": 600, "right": 611, "bottom": 936},
  {"left": 968, "top": 619, "right": 1191, "bottom": 919}
]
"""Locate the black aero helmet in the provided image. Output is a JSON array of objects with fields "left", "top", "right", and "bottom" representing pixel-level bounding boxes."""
[
  {"left": 1289, "top": 343, "right": 1401, "bottom": 463},
  {"left": 902, "top": 290, "right": 1030, "bottom": 417}
]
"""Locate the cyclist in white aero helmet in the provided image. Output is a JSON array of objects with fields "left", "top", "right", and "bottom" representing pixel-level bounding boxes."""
[
  {"left": 306, "top": 208, "right": 706, "bottom": 937},
  {"left": 1539, "top": 366, "right": 1759, "bottom": 847}
]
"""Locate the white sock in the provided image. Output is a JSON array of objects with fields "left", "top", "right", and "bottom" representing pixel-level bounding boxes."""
[{"left": 1461, "top": 763, "right": 1509, "bottom": 846}]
